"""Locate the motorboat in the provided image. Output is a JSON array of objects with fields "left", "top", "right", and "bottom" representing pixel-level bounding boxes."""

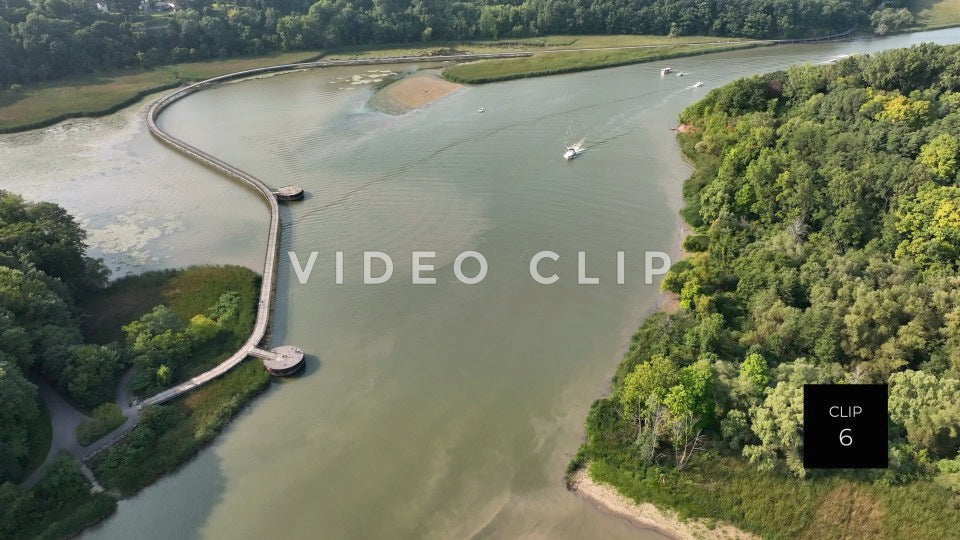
[
  {"left": 693, "top": 81, "right": 704, "bottom": 88},
  {"left": 478, "top": 107, "right": 484, "bottom": 113},
  {"left": 660, "top": 67, "right": 674, "bottom": 76},
  {"left": 563, "top": 144, "right": 584, "bottom": 160}
]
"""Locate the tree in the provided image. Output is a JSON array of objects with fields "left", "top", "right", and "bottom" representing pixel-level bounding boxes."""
[
  {"left": 736, "top": 352, "right": 771, "bottom": 405},
  {"left": 0, "top": 191, "right": 106, "bottom": 291},
  {"left": 663, "top": 360, "right": 714, "bottom": 469},
  {"left": 720, "top": 409, "right": 750, "bottom": 449},
  {"left": 208, "top": 290, "right": 241, "bottom": 325},
  {"left": 620, "top": 354, "right": 678, "bottom": 421},
  {"left": 34, "top": 454, "right": 86, "bottom": 509},
  {"left": 186, "top": 314, "right": 219, "bottom": 342},
  {"left": 870, "top": 7, "right": 914, "bottom": 36},
  {"left": 0, "top": 361, "right": 38, "bottom": 482},
  {"left": 895, "top": 183, "right": 960, "bottom": 273},
  {"left": 123, "top": 305, "right": 182, "bottom": 345},
  {"left": 889, "top": 370, "right": 960, "bottom": 458},
  {"left": 918, "top": 133, "right": 960, "bottom": 180},
  {"left": 156, "top": 364, "right": 172, "bottom": 386},
  {"left": 107, "top": 0, "right": 141, "bottom": 17},
  {"left": 742, "top": 378, "right": 805, "bottom": 476},
  {"left": 743, "top": 359, "right": 835, "bottom": 477},
  {"left": 61, "top": 344, "right": 123, "bottom": 408}
]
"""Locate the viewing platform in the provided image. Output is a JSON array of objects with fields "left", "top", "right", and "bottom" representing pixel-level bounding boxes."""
[
  {"left": 251, "top": 346, "right": 306, "bottom": 376},
  {"left": 274, "top": 185, "right": 305, "bottom": 201}
]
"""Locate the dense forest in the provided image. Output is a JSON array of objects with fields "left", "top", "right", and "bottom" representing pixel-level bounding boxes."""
[
  {"left": 576, "top": 43, "right": 960, "bottom": 535},
  {"left": 0, "top": 192, "right": 108, "bottom": 480},
  {"left": 0, "top": 0, "right": 908, "bottom": 88}
]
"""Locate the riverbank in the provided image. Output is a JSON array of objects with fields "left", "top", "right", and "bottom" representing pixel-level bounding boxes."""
[
  {"left": 569, "top": 467, "right": 758, "bottom": 540},
  {"left": 370, "top": 71, "right": 463, "bottom": 113},
  {"left": 571, "top": 41, "right": 960, "bottom": 540},
  {"left": 0, "top": 34, "right": 759, "bottom": 134},
  {"left": 441, "top": 42, "right": 769, "bottom": 84}
]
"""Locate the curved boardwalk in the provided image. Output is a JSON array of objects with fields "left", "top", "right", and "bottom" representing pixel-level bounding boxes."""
[
  {"left": 139, "top": 52, "right": 535, "bottom": 408},
  {"left": 141, "top": 83, "right": 284, "bottom": 407}
]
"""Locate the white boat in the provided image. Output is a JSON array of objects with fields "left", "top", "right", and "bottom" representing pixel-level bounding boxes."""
[
  {"left": 676, "top": 72, "right": 685, "bottom": 77},
  {"left": 660, "top": 67, "right": 673, "bottom": 76},
  {"left": 693, "top": 81, "right": 704, "bottom": 88},
  {"left": 563, "top": 144, "right": 584, "bottom": 160},
  {"left": 478, "top": 107, "right": 484, "bottom": 113}
]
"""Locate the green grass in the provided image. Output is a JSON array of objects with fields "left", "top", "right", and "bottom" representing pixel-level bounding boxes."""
[
  {"left": 0, "top": 70, "right": 180, "bottom": 133},
  {"left": 0, "top": 50, "right": 323, "bottom": 133},
  {"left": 326, "top": 34, "right": 752, "bottom": 60},
  {"left": 442, "top": 42, "right": 767, "bottom": 84},
  {"left": 912, "top": 0, "right": 960, "bottom": 29},
  {"left": 588, "top": 457, "right": 960, "bottom": 539},
  {"left": 91, "top": 359, "right": 271, "bottom": 495},
  {"left": 80, "top": 265, "right": 259, "bottom": 393},
  {"left": 80, "top": 265, "right": 258, "bottom": 346},
  {"left": 158, "top": 50, "right": 325, "bottom": 81}
]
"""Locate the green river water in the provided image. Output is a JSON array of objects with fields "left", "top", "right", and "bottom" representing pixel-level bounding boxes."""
[{"left": 2, "top": 27, "right": 960, "bottom": 540}]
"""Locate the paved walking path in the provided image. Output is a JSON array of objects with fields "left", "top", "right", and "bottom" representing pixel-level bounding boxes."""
[
  {"left": 22, "top": 381, "right": 90, "bottom": 487},
  {"left": 21, "top": 369, "right": 138, "bottom": 489}
]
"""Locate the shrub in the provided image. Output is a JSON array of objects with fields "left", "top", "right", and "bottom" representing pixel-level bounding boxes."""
[{"left": 76, "top": 403, "right": 126, "bottom": 446}]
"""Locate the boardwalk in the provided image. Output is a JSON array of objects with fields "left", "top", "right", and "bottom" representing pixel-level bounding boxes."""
[{"left": 141, "top": 83, "right": 285, "bottom": 407}]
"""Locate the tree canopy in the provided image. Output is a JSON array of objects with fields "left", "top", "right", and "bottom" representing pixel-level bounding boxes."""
[
  {"left": 0, "top": 0, "right": 908, "bottom": 88},
  {"left": 582, "top": 43, "right": 960, "bottom": 488}
]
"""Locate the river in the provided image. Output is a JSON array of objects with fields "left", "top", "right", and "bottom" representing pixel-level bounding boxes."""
[{"left": 2, "top": 27, "right": 959, "bottom": 540}]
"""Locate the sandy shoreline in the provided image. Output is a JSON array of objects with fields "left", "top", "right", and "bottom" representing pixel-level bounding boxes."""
[
  {"left": 371, "top": 71, "right": 462, "bottom": 113},
  {"left": 569, "top": 469, "right": 758, "bottom": 540}
]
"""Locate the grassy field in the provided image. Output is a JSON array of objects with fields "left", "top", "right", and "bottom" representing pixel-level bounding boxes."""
[
  {"left": 912, "top": 0, "right": 960, "bottom": 28},
  {"left": 326, "top": 34, "right": 752, "bottom": 60},
  {"left": 0, "top": 50, "right": 323, "bottom": 133},
  {"left": 442, "top": 42, "right": 766, "bottom": 84},
  {"left": 80, "top": 266, "right": 258, "bottom": 345}
]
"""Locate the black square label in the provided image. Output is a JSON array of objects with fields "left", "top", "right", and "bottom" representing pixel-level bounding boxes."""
[{"left": 803, "top": 384, "right": 888, "bottom": 469}]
